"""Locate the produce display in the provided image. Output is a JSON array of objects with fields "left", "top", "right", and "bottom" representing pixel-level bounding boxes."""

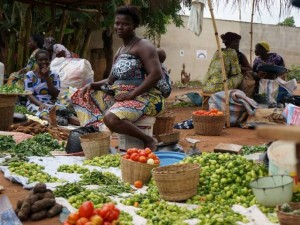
[
  {"left": 15, "top": 183, "right": 62, "bottom": 221},
  {"left": 192, "top": 109, "right": 224, "bottom": 116},
  {"left": 57, "top": 164, "right": 89, "bottom": 174},
  {"left": 9, "top": 120, "right": 69, "bottom": 140},
  {"left": 1, "top": 143, "right": 300, "bottom": 225},
  {"left": 241, "top": 145, "right": 268, "bottom": 155},
  {"left": 63, "top": 201, "right": 124, "bottom": 225},
  {"left": 83, "top": 154, "right": 121, "bottom": 168},
  {"left": 14, "top": 105, "right": 35, "bottom": 116},
  {"left": 0, "top": 84, "right": 30, "bottom": 95},
  {"left": 122, "top": 148, "right": 160, "bottom": 165},
  {"left": 8, "top": 161, "right": 64, "bottom": 183},
  {"left": 1, "top": 133, "right": 64, "bottom": 157}
]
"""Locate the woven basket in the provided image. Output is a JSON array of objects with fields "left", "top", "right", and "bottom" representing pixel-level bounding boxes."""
[
  {"left": 277, "top": 202, "right": 300, "bottom": 225},
  {"left": 152, "top": 163, "right": 200, "bottom": 201},
  {"left": 120, "top": 157, "right": 158, "bottom": 185},
  {"left": 157, "top": 131, "right": 180, "bottom": 145},
  {"left": 192, "top": 114, "right": 226, "bottom": 136},
  {"left": 80, "top": 132, "right": 110, "bottom": 159},
  {"left": 0, "top": 95, "right": 17, "bottom": 131},
  {"left": 153, "top": 112, "right": 175, "bottom": 136}
]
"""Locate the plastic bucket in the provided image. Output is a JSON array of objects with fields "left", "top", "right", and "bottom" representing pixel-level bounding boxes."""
[{"left": 267, "top": 141, "right": 299, "bottom": 192}]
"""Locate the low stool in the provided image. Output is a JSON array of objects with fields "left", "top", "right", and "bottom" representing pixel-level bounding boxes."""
[
  {"left": 200, "top": 90, "right": 212, "bottom": 110},
  {"left": 118, "top": 116, "right": 156, "bottom": 151}
]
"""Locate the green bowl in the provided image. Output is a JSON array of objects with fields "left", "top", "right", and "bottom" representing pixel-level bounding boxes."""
[{"left": 249, "top": 175, "right": 293, "bottom": 207}]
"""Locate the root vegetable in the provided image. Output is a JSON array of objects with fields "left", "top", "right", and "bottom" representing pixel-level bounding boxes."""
[
  {"left": 31, "top": 198, "right": 55, "bottom": 213},
  {"left": 30, "top": 210, "right": 48, "bottom": 221},
  {"left": 33, "top": 183, "right": 47, "bottom": 194},
  {"left": 47, "top": 203, "right": 63, "bottom": 217}
]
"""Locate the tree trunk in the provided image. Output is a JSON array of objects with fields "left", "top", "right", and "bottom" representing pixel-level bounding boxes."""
[
  {"left": 50, "top": 7, "right": 56, "bottom": 37},
  {"left": 7, "top": 3, "right": 17, "bottom": 74},
  {"left": 57, "top": 9, "right": 69, "bottom": 43},
  {"left": 17, "top": 3, "right": 28, "bottom": 69},
  {"left": 102, "top": 29, "right": 113, "bottom": 79},
  {"left": 23, "top": 5, "right": 32, "bottom": 66},
  {"left": 74, "top": 24, "right": 84, "bottom": 54},
  {"left": 81, "top": 28, "right": 92, "bottom": 59}
]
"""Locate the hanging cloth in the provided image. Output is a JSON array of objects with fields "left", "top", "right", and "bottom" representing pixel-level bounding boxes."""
[{"left": 187, "top": 0, "right": 205, "bottom": 36}]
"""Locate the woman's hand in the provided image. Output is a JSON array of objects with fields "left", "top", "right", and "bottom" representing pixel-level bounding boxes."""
[
  {"left": 39, "top": 103, "right": 48, "bottom": 111},
  {"left": 80, "top": 83, "right": 93, "bottom": 100},
  {"left": 114, "top": 92, "right": 135, "bottom": 101},
  {"left": 40, "top": 65, "right": 50, "bottom": 79}
]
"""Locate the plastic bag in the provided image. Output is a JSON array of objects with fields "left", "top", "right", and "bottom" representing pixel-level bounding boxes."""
[
  {"left": 0, "top": 195, "right": 22, "bottom": 225},
  {"left": 50, "top": 58, "right": 94, "bottom": 97},
  {"left": 65, "top": 126, "right": 99, "bottom": 153}
]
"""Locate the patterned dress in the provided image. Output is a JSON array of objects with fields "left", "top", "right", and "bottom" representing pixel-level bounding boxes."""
[
  {"left": 8, "top": 48, "right": 41, "bottom": 89},
  {"left": 71, "top": 54, "right": 165, "bottom": 128},
  {"left": 24, "top": 71, "right": 60, "bottom": 117},
  {"left": 202, "top": 48, "right": 243, "bottom": 93},
  {"left": 253, "top": 53, "right": 285, "bottom": 73}
]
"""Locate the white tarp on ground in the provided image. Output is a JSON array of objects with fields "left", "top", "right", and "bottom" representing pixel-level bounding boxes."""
[{"left": 0, "top": 155, "right": 278, "bottom": 225}]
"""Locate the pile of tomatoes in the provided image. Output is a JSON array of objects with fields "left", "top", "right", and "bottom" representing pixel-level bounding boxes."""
[
  {"left": 192, "top": 109, "right": 224, "bottom": 116},
  {"left": 122, "top": 147, "right": 160, "bottom": 165},
  {"left": 63, "top": 201, "right": 120, "bottom": 225}
]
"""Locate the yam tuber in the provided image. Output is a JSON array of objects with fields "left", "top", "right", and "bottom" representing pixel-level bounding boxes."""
[
  {"left": 17, "top": 197, "right": 31, "bottom": 221},
  {"left": 31, "top": 198, "right": 55, "bottom": 213},
  {"left": 47, "top": 203, "right": 63, "bottom": 217},
  {"left": 30, "top": 210, "right": 48, "bottom": 221},
  {"left": 33, "top": 183, "right": 47, "bottom": 194}
]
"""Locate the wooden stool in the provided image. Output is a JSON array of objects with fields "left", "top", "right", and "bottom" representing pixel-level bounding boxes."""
[
  {"left": 200, "top": 90, "right": 212, "bottom": 110},
  {"left": 257, "top": 125, "right": 300, "bottom": 179}
]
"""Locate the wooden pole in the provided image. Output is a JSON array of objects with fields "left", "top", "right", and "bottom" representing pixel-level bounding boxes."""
[
  {"left": 250, "top": 0, "right": 256, "bottom": 65},
  {"left": 207, "top": 0, "right": 230, "bottom": 127}
]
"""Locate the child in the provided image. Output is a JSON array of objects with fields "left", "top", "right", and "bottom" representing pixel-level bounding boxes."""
[
  {"left": 24, "top": 49, "right": 68, "bottom": 125},
  {"left": 156, "top": 48, "right": 172, "bottom": 98}
]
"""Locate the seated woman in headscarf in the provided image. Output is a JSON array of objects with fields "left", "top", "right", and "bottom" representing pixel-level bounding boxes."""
[
  {"left": 202, "top": 32, "right": 252, "bottom": 93},
  {"left": 8, "top": 34, "right": 44, "bottom": 88},
  {"left": 253, "top": 41, "right": 285, "bottom": 80},
  {"left": 43, "top": 37, "right": 78, "bottom": 61}
]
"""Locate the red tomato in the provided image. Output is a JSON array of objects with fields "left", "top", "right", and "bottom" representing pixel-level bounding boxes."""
[
  {"left": 75, "top": 217, "right": 89, "bottom": 225},
  {"left": 63, "top": 222, "right": 73, "bottom": 225},
  {"left": 138, "top": 156, "right": 147, "bottom": 163},
  {"left": 123, "top": 154, "right": 130, "bottom": 159},
  {"left": 139, "top": 150, "right": 147, "bottom": 157},
  {"left": 148, "top": 153, "right": 156, "bottom": 160},
  {"left": 130, "top": 153, "right": 139, "bottom": 161},
  {"left": 85, "top": 222, "right": 95, "bottom": 225},
  {"left": 105, "top": 209, "right": 120, "bottom": 222},
  {"left": 90, "top": 215, "right": 103, "bottom": 225},
  {"left": 134, "top": 180, "right": 143, "bottom": 188},
  {"left": 68, "top": 212, "right": 79, "bottom": 224},
  {"left": 103, "top": 222, "right": 112, "bottom": 225},
  {"left": 154, "top": 159, "right": 160, "bottom": 165},
  {"left": 78, "top": 201, "right": 94, "bottom": 219},
  {"left": 144, "top": 148, "right": 152, "bottom": 156}
]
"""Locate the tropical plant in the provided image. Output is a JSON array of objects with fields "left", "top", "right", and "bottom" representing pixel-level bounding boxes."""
[{"left": 277, "top": 16, "right": 296, "bottom": 27}]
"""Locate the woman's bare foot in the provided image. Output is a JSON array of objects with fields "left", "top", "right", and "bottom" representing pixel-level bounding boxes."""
[{"left": 144, "top": 136, "right": 158, "bottom": 151}]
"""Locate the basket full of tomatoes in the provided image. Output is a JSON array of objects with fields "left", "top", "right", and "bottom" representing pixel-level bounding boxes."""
[
  {"left": 121, "top": 148, "right": 160, "bottom": 185},
  {"left": 192, "top": 109, "right": 226, "bottom": 136}
]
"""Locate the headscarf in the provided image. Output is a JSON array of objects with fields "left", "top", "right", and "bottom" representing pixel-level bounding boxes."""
[
  {"left": 258, "top": 41, "right": 270, "bottom": 52},
  {"left": 43, "top": 37, "right": 56, "bottom": 50},
  {"left": 220, "top": 32, "right": 241, "bottom": 45}
]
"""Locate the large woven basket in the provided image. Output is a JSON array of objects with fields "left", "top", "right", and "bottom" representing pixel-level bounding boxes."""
[
  {"left": 120, "top": 157, "right": 158, "bottom": 185},
  {"left": 277, "top": 202, "right": 300, "bottom": 225},
  {"left": 192, "top": 114, "right": 226, "bottom": 136},
  {"left": 80, "top": 132, "right": 110, "bottom": 159},
  {"left": 153, "top": 112, "right": 175, "bottom": 136},
  {"left": 157, "top": 131, "right": 180, "bottom": 145},
  {"left": 152, "top": 163, "right": 200, "bottom": 201},
  {"left": 0, "top": 95, "right": 17, "bottom": 131}
]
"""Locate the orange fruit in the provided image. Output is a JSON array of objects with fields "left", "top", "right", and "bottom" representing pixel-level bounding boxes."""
[{"left": 134, "top": 180, "right": 143, "bottom": 188}]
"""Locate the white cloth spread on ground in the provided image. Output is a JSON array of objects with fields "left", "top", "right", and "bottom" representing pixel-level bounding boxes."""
[{"left": 187, "top": 0, "right": 205, "bottom": 36}]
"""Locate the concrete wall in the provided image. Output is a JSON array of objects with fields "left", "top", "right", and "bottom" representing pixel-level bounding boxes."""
[{"left": 88, "top": 16, "right": 300, "bottom": 82}]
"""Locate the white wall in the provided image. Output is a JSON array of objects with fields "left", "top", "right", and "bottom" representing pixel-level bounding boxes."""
[{"left": 88, "top": 16, "right": 300, "bottom": 82}]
